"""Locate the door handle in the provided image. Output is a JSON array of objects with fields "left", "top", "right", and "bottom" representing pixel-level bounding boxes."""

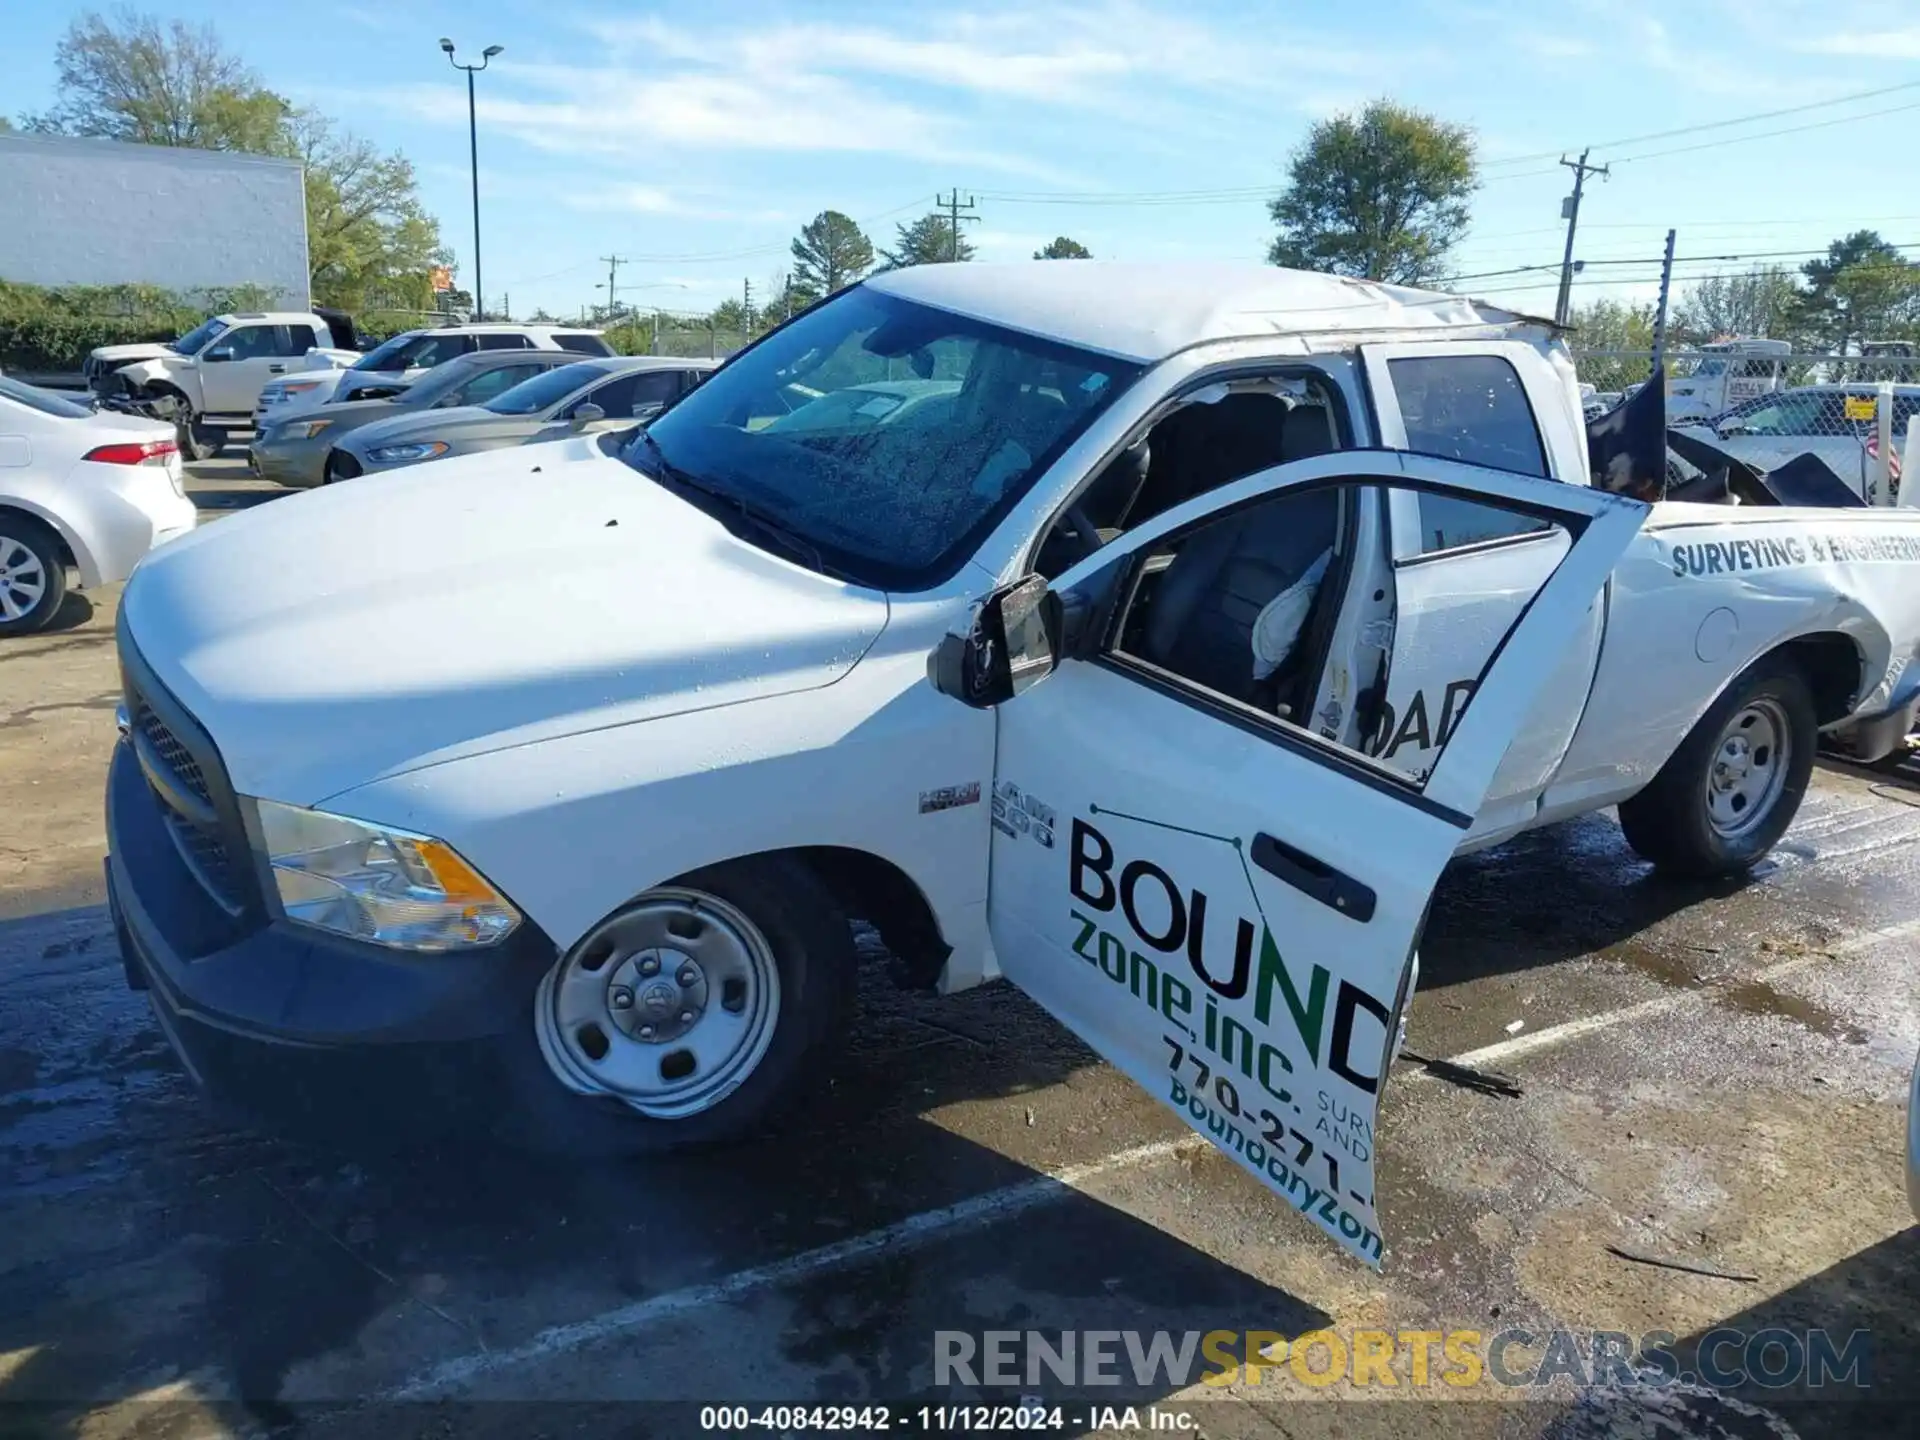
[
  {"left": 268, "top": 364, "right": 285, "bottom": 373},
  {"left": 1251, "top": 833, "right": 1376, "bottom": 922}
]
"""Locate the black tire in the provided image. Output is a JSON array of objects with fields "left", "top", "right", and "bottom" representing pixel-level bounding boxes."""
[
  {"left": 1617, "top": 653, "right": 1817, "bottom": 878},
  {"left": 0, "top": 514, "right": 69, "bottom": 637},
  {"left": 499, "top": 854, "right": 856, "bottom": 1156},
  {"left": 178, "top": 418, "right": 225, "bottom": 463},
  {"left": 322, "top": 451, "right": 348, "bottom": 485}
]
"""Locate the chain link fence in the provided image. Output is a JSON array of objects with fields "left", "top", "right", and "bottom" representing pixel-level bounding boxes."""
[
  {"left": 1577, "top": 348, "right": 1920, "bottom": 503},
  {"left": 597, "top": 318, "right": 752, "bottom": 359}
]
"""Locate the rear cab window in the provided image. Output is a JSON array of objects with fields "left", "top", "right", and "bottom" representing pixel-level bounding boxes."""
[{"left": 1386, "top": 355, "right": 1551, "bottom": 557}]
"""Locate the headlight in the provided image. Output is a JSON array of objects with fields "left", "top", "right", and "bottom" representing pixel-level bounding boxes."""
[
  {"left": 289, "top": 419, "right": 333, "bottom": 439},
  {"left": 367, "top": 441, "right": 450, "bottom": 463},
  {"left": 250, "top": 798, "right": 520, "bottom": 952}
]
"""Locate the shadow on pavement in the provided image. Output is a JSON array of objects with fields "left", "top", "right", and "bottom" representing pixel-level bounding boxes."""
[
  {"left": 1664, "top": 1226, "right": 1919, "bottom": 1440},
  {"left": 1417, "top": 811, "right": 1762, "bottom": 993},
  {"left": 29, "top": 591, "right": 95, "bottom": 636},
  {"left": 190, "top": 487, "right": 290, "bottom": 513},
  {"left": 0, "top": 904, "right": 1329, "bottom": 1433}
]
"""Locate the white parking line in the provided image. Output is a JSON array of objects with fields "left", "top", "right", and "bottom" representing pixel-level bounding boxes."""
[
  {"left": 383, "top": 917, "right": 1920, "bottom": 1401},
  {"left": 384, "top": 1134, "right": 1203, "bottom": 1401},
  {"left": 1440, "top": 915, "right": 1920, "bottom": 1071}
]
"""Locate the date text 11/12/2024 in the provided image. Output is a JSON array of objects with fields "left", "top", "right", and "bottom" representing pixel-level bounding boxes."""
[{"left": 699, "top": 1403, "right": 1195, "bottom": 1431}]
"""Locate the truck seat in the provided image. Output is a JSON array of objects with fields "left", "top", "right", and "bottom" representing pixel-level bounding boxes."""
[{"left": 1138, "top": 484, "right": 1340, "bottom": 708}]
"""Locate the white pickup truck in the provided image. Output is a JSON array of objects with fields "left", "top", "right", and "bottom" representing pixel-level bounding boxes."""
[
  {"left": 86, "top": 309, "right": 360, "bottom": 460},
  {"left": 105, "top": 262, "right": 1920, "bottom": 1268}
]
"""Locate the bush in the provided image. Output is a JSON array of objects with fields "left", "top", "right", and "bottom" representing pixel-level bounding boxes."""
[{"left": 0, "top": 279, "right": 280, "bottom": 373}]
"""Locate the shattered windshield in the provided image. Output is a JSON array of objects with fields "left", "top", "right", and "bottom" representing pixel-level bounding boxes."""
[
  {"left": 626, "top": 287, "right": 1140, "bottom": 589},
  {"left": 171, "top": 318, "right": 230, "bottom": 355},
  {"left": 350, "top": 333, "right": 422, "bottom": 371}
]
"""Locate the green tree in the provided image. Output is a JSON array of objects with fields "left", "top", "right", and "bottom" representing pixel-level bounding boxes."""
[
  {"left": 290, "top": 111, "right": 449, "bottom": 311},
  {"left": 1790, "top": 230, "right": 1920, "bottom": 353},
  {"left": 1034, "top": 236, "right": 1092, "bottom": 259},
  {"left": 1672, "top": 265, "right": 1799, "bottom": 345},
  {"left": 1567, "top": 298, "right": 1657, "bottom": 391},
  {"left": 882, "top": 213, "right": 976, "bottom": 268},
  {"left": 25, "top": 8, "right": 289, "bottom": 151},
  {"left": 707, "top": 298, "right": 751, "bottom": 333},
  {"left": 789, "top": 211, "right": 874, "bottom": 304},
  {"left": 1267, "top": 100, "right": 1477, "bottom": 285},
  {"left": 26, "top": 9, "right": 448, "bottom": 313}
]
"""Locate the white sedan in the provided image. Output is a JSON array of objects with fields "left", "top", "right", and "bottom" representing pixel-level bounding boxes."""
[{"left": 0, "top": 376, "right": 197, "bottom": 635}]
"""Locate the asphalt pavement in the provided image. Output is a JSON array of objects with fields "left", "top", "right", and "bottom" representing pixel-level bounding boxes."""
[{"left": 0, "top": 462, "right": 1913, "bottom": 1439}]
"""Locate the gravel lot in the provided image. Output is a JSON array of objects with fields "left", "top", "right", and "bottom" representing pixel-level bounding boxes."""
[{"left": 0, "top": 458, "right": 1915, "bottom": 1438}]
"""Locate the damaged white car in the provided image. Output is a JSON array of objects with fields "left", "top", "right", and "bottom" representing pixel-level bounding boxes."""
[{"left": 105, "top": 262, "right": 1920, "bottom": 1269}]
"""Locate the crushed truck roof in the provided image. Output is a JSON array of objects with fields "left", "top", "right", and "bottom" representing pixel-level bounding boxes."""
[{"left": 866, "top": 260, "right": 1553, "bottom": 364}]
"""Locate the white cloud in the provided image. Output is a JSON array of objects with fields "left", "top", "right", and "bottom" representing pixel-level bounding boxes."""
[
  {"left": 561, "top": 186, "right": 791, "bottom": 222},
  {"left": 357, "top": 1, "right": 1408, "bottom": 181},
  {"left": 1802, "top": 28, "right": 1920, "bottom": 58}
]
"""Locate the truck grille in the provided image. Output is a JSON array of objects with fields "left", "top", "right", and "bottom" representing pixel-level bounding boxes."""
[
  {"left": 160, "top": 807, "right": 245, "bottom": 911},
  {"left": 136, "top": 705, "right": 210, "bottom": 806},
  {"left": 121, "top": 638, "right": 252, "bottom": 920}
]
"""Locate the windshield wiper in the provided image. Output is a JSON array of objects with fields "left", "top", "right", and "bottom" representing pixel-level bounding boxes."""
[{"left": 628, "top": 430, "right": 839, "bottom": 579}]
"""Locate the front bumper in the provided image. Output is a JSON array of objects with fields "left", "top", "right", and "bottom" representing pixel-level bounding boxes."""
[
  {"left": 106, "top": 736, "right": 561, "bottom": 1143},
  {"left": 248, "top": 434, "right": 327, "bottom": 488}
]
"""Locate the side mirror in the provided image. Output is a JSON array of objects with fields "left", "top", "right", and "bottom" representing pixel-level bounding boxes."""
[
  {"left": 570, "top": 402, "right": 606, "bottom": 427},
  {"left": 204, "top": 346, "right": 235, "bottom": 363},
  {"left": 927, "top": 575, "right": 1061, "bottom": 709}
]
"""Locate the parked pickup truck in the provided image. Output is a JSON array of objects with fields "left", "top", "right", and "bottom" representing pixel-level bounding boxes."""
[
  {"left": 104, "top": 262, "right": 1920, "bottom": 1268},
  {"left": 86, "top": 308, "right": 360, "bottom": 460}
]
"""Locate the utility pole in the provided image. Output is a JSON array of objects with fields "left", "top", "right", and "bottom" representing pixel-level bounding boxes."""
[
  {"left": 1553, "top": 149, "right": 1610, "bottom": 327},
  {"left": 599, "top": 255, "right": 628, "bottom": 321},
  {"left": 1649, "top": 229, "right": 1678, "bottom": 382},
  {"left": 742, "top": 277, "right": 754, "bottom": 330},
  {"left": 936, "top": 188, "right": 980, "bottom": 261}
]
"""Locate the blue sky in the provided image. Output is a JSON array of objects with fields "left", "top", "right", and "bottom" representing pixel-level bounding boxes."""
[{"left": 6, "top": 0, "right": 1920, "bottom": 321}]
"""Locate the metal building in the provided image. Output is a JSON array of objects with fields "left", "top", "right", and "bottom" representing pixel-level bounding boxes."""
[{"left": 0, "top": 133, "right": 309, "bottom": 308}]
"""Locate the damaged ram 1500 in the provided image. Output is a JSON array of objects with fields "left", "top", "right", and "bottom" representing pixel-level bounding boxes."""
[{"left": 104, "top": 261, "right": 1920, "bottom": 1267}]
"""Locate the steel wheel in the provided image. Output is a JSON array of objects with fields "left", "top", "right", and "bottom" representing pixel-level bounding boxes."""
[
  {"left": 1704, "top": 697, "right": 1790, "bottom": 839},
  {"left": 535, "top": 887, "right": 782, "bottom": 1120},
  {"left": 0, "top": 532, "right": 49, "bottom": 623}
]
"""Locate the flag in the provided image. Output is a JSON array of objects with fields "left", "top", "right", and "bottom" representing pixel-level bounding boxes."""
[{"left": 1866, "top": 430, "right": 1904, "bottom": 482}]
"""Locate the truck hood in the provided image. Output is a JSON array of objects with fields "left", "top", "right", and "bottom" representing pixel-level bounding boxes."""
[
  {"left": 91, "top": 342, "right": 176, "bottom": 365},
  {"left": 120, "top": 443, "right": 891, "bottom": 805}
]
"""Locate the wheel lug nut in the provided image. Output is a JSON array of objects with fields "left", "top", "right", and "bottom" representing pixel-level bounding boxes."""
[
  {"left": 610, "top": 987, "right": 634, "bottom": 1009},
  {"left": 639, "top": 957, "right": 659, "bottom": 976},
  {"left": 677, "top": 966, "right": 697, "bottom": 985},
  {"left": 679, "top": 1010, "right": 693, "bottom": 1024},
  {"left": 639, "top": 1023, "right": 655, "bottom": 1038}
]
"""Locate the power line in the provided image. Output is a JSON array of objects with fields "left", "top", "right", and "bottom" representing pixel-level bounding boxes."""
[
  {"left": 1605, "top": 100, "right": 1920, "bottom": 165},
  {"left": 1449, "top": 240, "right": 1920, "bottom": 287},
  {"left": 1476, "top": 77, "right": 1920, "bottom": 169},
  {"left": 500, "top": 194, "right": 936, "bottom": 282}
]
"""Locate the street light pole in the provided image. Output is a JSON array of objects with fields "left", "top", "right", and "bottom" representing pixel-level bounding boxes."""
[{"left": 440, "top": 38, "right": 502, "bottom": 320}]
